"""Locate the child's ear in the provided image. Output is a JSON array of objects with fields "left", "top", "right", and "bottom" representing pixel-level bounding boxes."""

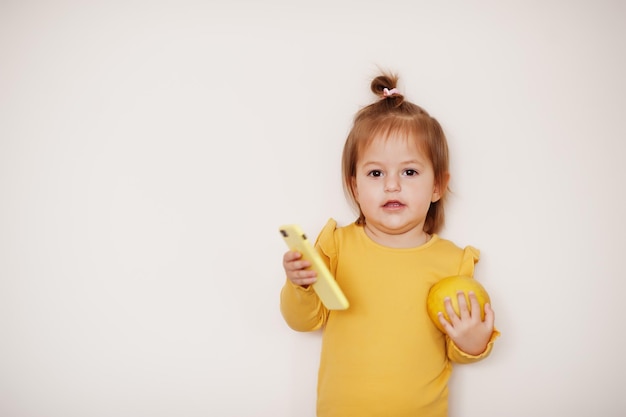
[{"left": 432, "top": 172, "right": 450, "bottom": 203}]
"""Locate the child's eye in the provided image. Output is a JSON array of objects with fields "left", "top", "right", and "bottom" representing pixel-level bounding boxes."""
[
  {"left": 367, "top": 170, "right": 383, "bottom": 177},
  {"left": 404, "top": 169, "right": 418, "bottom": 176}
]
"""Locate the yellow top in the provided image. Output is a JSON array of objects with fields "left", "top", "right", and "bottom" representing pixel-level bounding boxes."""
[{"left": 280, "top": 219, "right": 499, "bottom": 417}]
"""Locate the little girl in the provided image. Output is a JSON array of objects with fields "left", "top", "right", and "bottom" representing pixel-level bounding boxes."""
[{"left": 280, "top": 73, "right": 499, "bottom": 417}]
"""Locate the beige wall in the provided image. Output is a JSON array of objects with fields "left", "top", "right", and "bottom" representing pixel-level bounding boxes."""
[{"left": 1, "top": 1, "right": 625, "bottom": 416}]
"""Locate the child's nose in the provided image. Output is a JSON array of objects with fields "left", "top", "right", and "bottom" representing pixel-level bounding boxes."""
[{"left": 384, "top": 175, "right": 400, "bottom": 192}]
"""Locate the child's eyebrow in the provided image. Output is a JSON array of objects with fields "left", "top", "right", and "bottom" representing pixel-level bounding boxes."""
[{"left": 360, "top": 161, "right": 381, "bottom": 167}]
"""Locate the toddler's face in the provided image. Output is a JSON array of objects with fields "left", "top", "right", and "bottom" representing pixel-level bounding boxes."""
[{"left": 351, "top": 135, "right": 442, "bottom": 246}]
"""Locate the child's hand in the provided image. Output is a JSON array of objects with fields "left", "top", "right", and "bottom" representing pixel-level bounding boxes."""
[
  {"left": 283, "top": 250, "right": 317, "bottom": 287},
  {"left": 438, "top": 291, "right": 495, "bottom": 356}
]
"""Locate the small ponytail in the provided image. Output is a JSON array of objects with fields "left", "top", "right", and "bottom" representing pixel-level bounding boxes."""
[{"left": 371, "top": 73, "right": 404, "bottom": 108}]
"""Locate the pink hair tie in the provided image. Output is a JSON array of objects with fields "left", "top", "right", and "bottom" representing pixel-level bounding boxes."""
[{"left": 383, "top": 87, "right": 400, "bottom": 97}]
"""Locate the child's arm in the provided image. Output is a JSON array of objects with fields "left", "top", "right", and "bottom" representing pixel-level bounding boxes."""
[
  {"left": 439, "top": 291, "right": 500, "bottom": 360},
  {"left": 279, "top": 250, "right": 329, "bottom": 332}
]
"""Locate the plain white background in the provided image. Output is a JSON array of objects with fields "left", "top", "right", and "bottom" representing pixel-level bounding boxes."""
[{"left": 1, "top": 1, "right": 625, "bottom": 416}]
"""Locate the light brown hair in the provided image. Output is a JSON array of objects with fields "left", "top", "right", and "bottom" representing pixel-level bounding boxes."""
[{"left": 341, "top": 72, "right": 450, "bottom": 234}]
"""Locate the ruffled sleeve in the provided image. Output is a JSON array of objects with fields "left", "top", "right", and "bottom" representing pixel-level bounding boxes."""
[
  {"left": 457, "top": 245, "right": 480, "bottom": 277},
  {"left": 314, "top": 218, "right": 338, "bottom": 275}
]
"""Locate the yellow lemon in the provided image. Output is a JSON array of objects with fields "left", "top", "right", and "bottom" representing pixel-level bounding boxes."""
[{"left": 427, "top": 275, "right": 491, "bottom": 333}]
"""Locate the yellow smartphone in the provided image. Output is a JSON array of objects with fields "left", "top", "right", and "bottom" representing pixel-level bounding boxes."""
[{"left": 279, "top": 224, "right": 349, "bottom": 310}]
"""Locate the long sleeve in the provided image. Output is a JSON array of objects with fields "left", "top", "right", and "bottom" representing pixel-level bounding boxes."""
[{"left": 280, "top": 280, "right": 329, "bottom": 332}]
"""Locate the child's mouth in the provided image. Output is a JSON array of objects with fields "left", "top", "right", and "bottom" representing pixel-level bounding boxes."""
[{"left": 383, "top": 200, "right": 404, "bottom": 208}]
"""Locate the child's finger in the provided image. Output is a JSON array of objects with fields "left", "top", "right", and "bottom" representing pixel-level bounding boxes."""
[
  {"left": 467, "top": 291, "right": 481, "bottom": 319},
  {"left": 283, "top": 250, "right": 302, "bottom": 263},
  {"left": 483, "top": 303, "right": 495, "bottom": 328},
  {"left": 283, "top": 251, "right": 312, "bottom": 271},
  {"left": 443, "top": 297, "right": 459, "bottom": 323},
  {"left": 290, "top": 269, "right": 317, "bottom": 286},
  {"left": 456, "top": 291, "right": 470, "bottom": 320},
  {"left": 285, "top": 259, "right": 312, "bottom": 272},
  {"left": 437, "top": 312, "right": 453, "bottom": 334}
]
